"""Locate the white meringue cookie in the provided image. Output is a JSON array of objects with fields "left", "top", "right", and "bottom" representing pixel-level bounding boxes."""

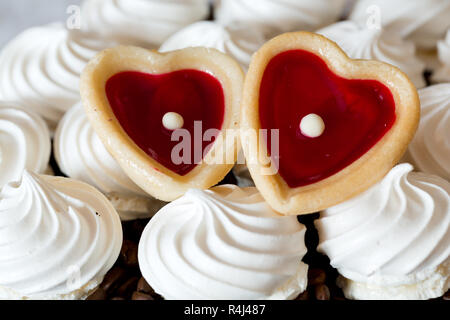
[
  {"left": 214, "top": 0, "right": 346, "bottom": 40},
  {"left": 0, "top": 103, "right": 51, "bottom": 187},
  {"left": 405, "top": 84, "right": 450, "bottom": 180},
  {"left": 318, "top": 21, "right": 426, "bottom": 88},
  {"left": 349, "top": 0, "right": 450, "bottom": 50},
  {"left": 316, "top": 164, "right": 450, "bottom": 300},
  {"left": 433, "top": 30, "right": 450, "bottom": 83},
  {"left": 160, "top": 21, "right": 264, "bottom": 70},
  {"left": 54, "top": 103, "right": 166, "bottom": 221},
  {"left": 139, "top": 185, "right": 308, "bottom": 300},
  {"left": 0, "top": 24, "right": 116, "bottom": 129},
  {"left": 81, "top": 0, "right": 210, "bottom": 48},
  {"left": 0, "top": 171, "right": 123, "bottom": 300}
]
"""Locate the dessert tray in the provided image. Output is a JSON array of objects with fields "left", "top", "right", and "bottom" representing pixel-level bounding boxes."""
[{"left": 0, "top": 0, "right": 448, "bottom": 301}]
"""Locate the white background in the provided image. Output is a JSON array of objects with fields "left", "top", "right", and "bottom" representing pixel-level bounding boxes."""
[{"left": 0, "top": 0, "right": 81, "bottom": 48}]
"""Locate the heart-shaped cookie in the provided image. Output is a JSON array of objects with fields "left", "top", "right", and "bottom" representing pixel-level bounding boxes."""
[
  {"left": 241, "top": 32, "right": 420, "bottom": 215},
  {"left": 81, "top": 46, "right": 243, "bottom": 201}
]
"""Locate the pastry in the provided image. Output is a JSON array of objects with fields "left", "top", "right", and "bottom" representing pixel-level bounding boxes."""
[
  {"left": 315, "top": 164, "right": 450, "bottom": 300},
  {"left": 240, "top": 31, "right": 420, "bottom": 215},
  {"left": 159, "top": 21, "right": 265, "bottom": 70},
  {"left": 0, "top": 103, "right": 51, "bottom": 186},
  {"left": 349, "top": 0, "right": 450, "bottom": 50},
  {"left": 404, "top": 84, "right": 450, "bottom": 180},
  {"left": 159, "top": 21, "right": 263, "bottom": 188},
  {"left": 81, "top": 46, "right": 243, "bottom": 202},
  {"left": 0, "top": 171, "right": 122, "bottom": 300},
  {"left": 138, "top": 185, "right": 308, "bottom": 300},
  {"left": 318, "top": 20, "right": 426, "bottom": 88},
  {"left": 432, "top": 30, "right": 450, "bottom": 83},
  {"left": 81, "top": 0, "right": 209, "bottom": 48},
  {"left": 54, "top": 103, "right": 166, "bottom": 220},
  {"left": 0, "top": 24, "right": 115, "bottom": 129},
  {"left": 214, "top": 0, "right": 346, "bottom": 40}
]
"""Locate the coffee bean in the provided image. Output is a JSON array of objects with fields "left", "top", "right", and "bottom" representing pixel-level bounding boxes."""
[
  {"left": 100, "top": 267, "right": 127, "bottom": 293},
  {"left": 443, "top": 290, "right": 450, "bottom": 300},
  {"left": 137, "top": 277, "right": 155, "bottom": 295},
  {"left": 116, "top": 277, "right": 139, "bottom": 298},
  {"left": 120, "top": 240, "right": 138, "bottom": 268},
  {"left": 315, "top": 284, "right": 331, "bottom": 301},
  {"left": 295, "top": 290, "right": 310, "bottom": 301},
  {"left": 87, "top": 288, "right": 107, "bottom": 300},
  {"left": 122, "top": 220, "right": 148, "bottom": 243},
  {"left": 132, "top": 291, "right": 155, "bottom": 300},
  {"left": 131, "top": 220, "right": 148, "bottom": 235},
  {"left": 308, "top": 268, "right": 326, "bottom": 286}
]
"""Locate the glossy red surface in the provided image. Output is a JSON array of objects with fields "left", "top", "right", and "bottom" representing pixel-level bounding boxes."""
[
  {"left": 106, "top": 70, "right": 225, "bottom": 176},
  {"left": 259, "top": 50, "right": 396, "bottom": 188}
]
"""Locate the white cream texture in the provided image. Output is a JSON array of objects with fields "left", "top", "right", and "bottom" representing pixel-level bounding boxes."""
[
  {"left": 0, "top": 171, "right": 123, "bottom": 300},
  {"left": 160, "top": 21, "right": 264, "bottom": 70},
  {"left": 433, "top": 30, "right": 450, "bottom": 83},
  {"left": 54, "top": 103, "right": 166, "bottom": 221},
  {"left": 406, "top": 84, "right": 450, "bottom": 181},
  {"left": 316, "top": 164, "right": 450, "bottom": 300},
  {"left": 0, "top": 24, "right": 116, "bottom": 128},
  {"left": 81, "top": 0, "right": 210, "bottom": 47},
  {"left": 139, "top": 185, "right": 308, "bottom": 300},
  {"left": 214, "top": 0, "right": 346, "bottom": 40},
  {"left": 318, "top": 20, "right": 426, "bottom": 88},
  {"left": 0, "top": 103, "right": 51, "bottom": 187},
  {"left": 350, "top": 0, "right": 450, "bottom": 49}
]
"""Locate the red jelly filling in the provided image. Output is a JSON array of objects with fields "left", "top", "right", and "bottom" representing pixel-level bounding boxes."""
[
  {"left": 106, "top": 70, "right": 225, "bottom": 176},
  {"left": 259, "top": 50, "right": 396, "bottom": 188}
]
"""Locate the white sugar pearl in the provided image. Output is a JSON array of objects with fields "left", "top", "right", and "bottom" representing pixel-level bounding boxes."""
[
  {"left": 162, "top": 112, "right": 184, "bottom": 130},
  {"left": 300, "top": 113, "right": 325, "bottom": 138}
]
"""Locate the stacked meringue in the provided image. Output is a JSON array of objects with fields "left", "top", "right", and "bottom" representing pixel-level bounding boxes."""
[
  {"left": 214, "top": 0, "right": 347, "bottom": 40},
  {"left": 160, "top": 21, "right": 265, "bottom": 70},
  {"left": 0, "top": 103, "right": 51, "bottom": 186},
  {"left": 0, "top": 171, "right": 122, "bottom": 300},
  {"left": 315, "top": 164, "right": 449, "bottom": 300},
  {"left": 80, "top": 0, "right": 210, "bottom": 48},
  {"left": 318, "top": 20, "right": 426, "bottom": 88},
  {"left": 405, "top": 84, "right": 450, "bottom": 180},
  {"left": 0, "top": 24, "right": 116, "bottom": 129},
  {"left": 349, "top": 0, "right": 450, "bottom": 50},
  {"left": 160, "top": 0, "right": 347, "bottom": 71},
  {"left": 433, "top": 30, "right": 450, "bottom": 83},
  {"left": 139, "top": 185, "right": 308, "bottom": 300}
]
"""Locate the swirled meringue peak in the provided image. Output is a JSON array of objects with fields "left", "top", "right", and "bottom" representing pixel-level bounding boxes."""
[
  {"left": 0, "top": 103, "right": 51, "bottom": 187},
  {"left": 54, "top": 103, "right": 166, "bottom": 221},
  {"left": 159, "top": 21, "right": 264, "bottom": 70},
  {"left": 433, "top": 30, "right": 450, "bottom": 83},
  {"left": 139, "top": 185, "right": 308, "bottom": 300},
  {"left": 316, "top": 164, "right": 450, "bottom": 300},
  {"left": 350, "top": 0, "right": 450, "bottom": 50},
  {"left": 0, "top": 171, "right": 123, "bottom": 300},
  {"left": 318, "top": 21, "right": 426, "bottom": 88},
  {"left": 214, "top": 0, "right": 346, "bottom": 40},
  {"left": 405, "top": 84, "right": 450, "bottom": 180},
  {"left": 81, "top": 0, "right": 210, "bottom": 48},
  {"left": 0, "top": 24, "right": 117, "bottom": 129}
]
